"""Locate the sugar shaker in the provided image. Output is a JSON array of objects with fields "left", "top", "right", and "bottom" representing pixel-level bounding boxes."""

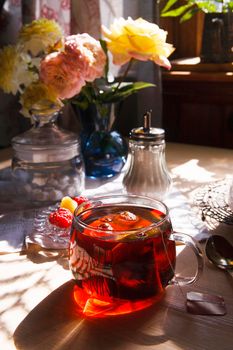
[{"left": 123, "top": 111, "right": 172, "bottom": 200}]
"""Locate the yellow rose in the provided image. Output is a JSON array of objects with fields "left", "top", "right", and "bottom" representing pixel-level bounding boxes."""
[
  {"left": 18, "top": 18, "right": 63, "bottom": 56},
  {"left": 20, "top": 81, "right": 63, "bottom": 118},
  {"left": 102, "top": 17, "right": 174, "bottom": 69}
]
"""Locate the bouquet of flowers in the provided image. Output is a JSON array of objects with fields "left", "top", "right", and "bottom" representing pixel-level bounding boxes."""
[{"left": 0, "top": 16, "right": 174, "bottom": 120}]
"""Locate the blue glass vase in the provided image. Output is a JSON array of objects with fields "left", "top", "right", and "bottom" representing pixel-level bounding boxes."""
[{"left": 79, "top": 103, "right": 128, "bottom": 178}]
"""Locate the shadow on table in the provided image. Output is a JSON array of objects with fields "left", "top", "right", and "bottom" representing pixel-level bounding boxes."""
[
  {"left": 13, "top": 280, "right": 169, "bottom": 350},
  {"left": 13, "top": 246, "right": 233, "bottom": 350},
  {"left": 25, "top": 243, "right": 69, "bottom": 269},
  {"left": 12, "top": 247, "right": 202, "bottom": 350}
]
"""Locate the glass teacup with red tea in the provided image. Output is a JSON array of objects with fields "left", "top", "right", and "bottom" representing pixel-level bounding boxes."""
[{"left": 69, "top": 194, "right": 203, "bottom": 317}]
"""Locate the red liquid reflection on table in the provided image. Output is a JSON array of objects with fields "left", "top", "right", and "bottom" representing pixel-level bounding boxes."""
[{"left": 69, "top": 205, "right": 176, "bottom": 317}]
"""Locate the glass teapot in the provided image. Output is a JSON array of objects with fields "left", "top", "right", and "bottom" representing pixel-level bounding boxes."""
[{"left": 69, "top": 194, "right": 203, "bottom": 317}]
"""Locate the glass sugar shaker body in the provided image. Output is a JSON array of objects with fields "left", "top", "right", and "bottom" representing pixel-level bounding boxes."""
[{"left": 123, "top": 112, "right": 172, "bottom": 200}]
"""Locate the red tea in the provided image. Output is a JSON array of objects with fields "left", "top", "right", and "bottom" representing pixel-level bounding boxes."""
[{"left": 69, "top": 204, "right": 176, "bottom": 317}]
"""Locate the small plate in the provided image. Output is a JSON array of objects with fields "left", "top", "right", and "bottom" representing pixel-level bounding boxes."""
[{"left": 26, "top": 205, "right": 71, "bottom": 250}]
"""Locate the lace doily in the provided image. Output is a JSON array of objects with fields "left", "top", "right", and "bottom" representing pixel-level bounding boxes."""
[{"left": 192, "top": 178, "right": 233, "bottom": 228}]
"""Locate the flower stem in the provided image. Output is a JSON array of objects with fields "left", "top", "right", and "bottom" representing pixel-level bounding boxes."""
[{"left": 114, "top": 58, "right": 134, "bottom": 93}]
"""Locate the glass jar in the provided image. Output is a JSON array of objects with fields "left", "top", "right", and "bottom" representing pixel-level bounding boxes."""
[
  {"left": 11, "top": 106, "right": 85, "bottom": 204},
  {"left": 123, "top": 111, "right": 171, "bottom": 200}
]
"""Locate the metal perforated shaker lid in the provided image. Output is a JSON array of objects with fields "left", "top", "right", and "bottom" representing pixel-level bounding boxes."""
[{"left": 130, "top": 111, "right": 165, "bottom": 142}]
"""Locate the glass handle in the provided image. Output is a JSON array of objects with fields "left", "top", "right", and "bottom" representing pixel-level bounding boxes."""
[{"left": 170, "top": 232, "right": 204, "bottom": 286}]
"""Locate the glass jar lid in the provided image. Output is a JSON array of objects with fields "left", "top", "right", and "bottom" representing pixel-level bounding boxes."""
[{"left": 12, "top": 109, "right": 80, "bottom": 162}]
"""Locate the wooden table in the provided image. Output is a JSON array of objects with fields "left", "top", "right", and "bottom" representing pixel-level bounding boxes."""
[{"left": 1, "top": 143, "right": 233, "bottom": 350}]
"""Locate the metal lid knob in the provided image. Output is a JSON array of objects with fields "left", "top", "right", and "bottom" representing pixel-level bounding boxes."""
[{"left": 130, "top": 110, "right": 165, "bottom": 141}]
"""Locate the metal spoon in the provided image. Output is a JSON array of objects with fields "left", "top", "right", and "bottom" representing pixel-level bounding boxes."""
[{"left": 205, "top": 235, "right": 233, "bottom": 278}]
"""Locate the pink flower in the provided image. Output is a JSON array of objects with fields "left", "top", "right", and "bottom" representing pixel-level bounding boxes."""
[
  {"left": 40, "top": 51, "right": 86, "bottom": 99},
  {"left": 40, "top": 33, "right": 106, "bottom": 100},
  {"left": 63, "top": 35, "right": 93, "bottom": 75},
  {"left": 64, "top": 33, "right": 106, "bottom": 81}
]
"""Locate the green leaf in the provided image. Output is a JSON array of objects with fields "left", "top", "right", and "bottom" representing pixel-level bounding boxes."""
[
  {"left": 196, "top": 2, "right": 218, "bottom": 12},
  {"left": 161, "top": 3, "right": 194, "bottom": 17},
  {"left": 99, "top": 39, "right": 107, "bottom": 55},
  {"left": 72, "top": 99, "right": 89, "bottom": 110},
  {"left": 180, "top": 7, "right": 199, "bottom": 22},
  {"left": 118, "top": 81, "right": 155, "bottom": 92},
  {"left": 71, "top": 81, "right": 155, "bottom": 110},
  {"left": 99, "top": 39, "right": 109, "bottom": 80},
  {"left": 101, "top": 82, "right": 155, "bottom": 103},
  {"left": 80, "top": 86, "right": 95, "bottom": 102},
  {"left": 161, "top": 0, "right": 233, "bottom": 18},
  {"left": 161, "top": 0, "right": 179, "bottom": 13}
]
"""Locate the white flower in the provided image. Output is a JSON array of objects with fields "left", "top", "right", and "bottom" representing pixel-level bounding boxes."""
[{"left": 0, "top": 46, "right": 37, "bottom": 95}]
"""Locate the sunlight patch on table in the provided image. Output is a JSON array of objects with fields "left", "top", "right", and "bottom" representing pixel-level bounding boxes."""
[{"left": 171, "top": 159, "right": 215, "bottom": 182}]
